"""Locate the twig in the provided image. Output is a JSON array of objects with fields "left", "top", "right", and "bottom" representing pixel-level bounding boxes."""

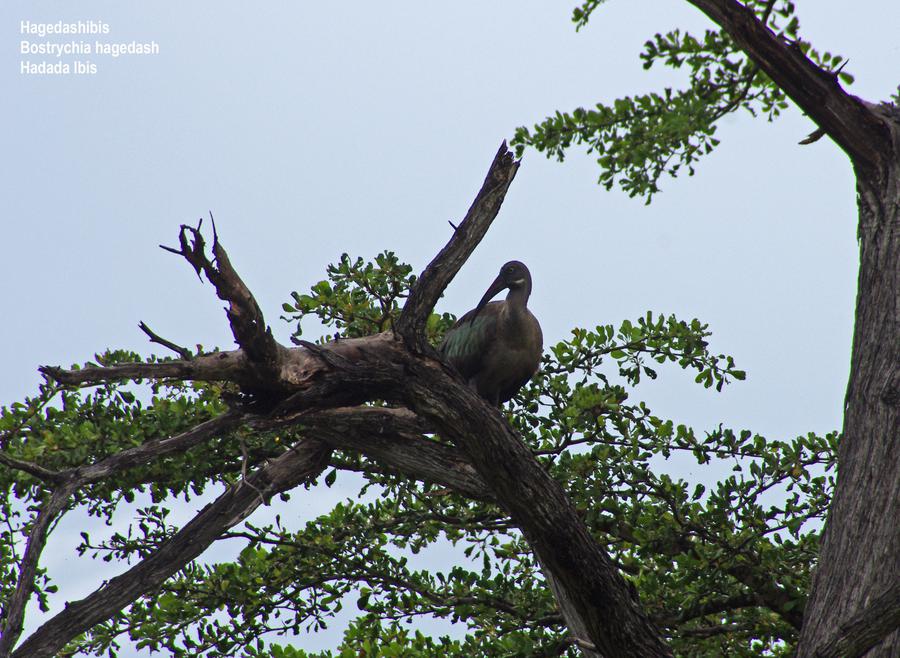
[
  {"left": 760, "top": 0, "right": 776, "bottom": 26},
  {"left": 138, "top": 322, "right": 193, "bottom": 360}
]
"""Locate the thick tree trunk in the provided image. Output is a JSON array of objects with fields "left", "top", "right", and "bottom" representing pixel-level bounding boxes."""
[
  {"left": 798, "top": 125, "right": 900, "bottom": 657},
  {"left": 682, "top": 4, "right": 900, "bottom": 654}
]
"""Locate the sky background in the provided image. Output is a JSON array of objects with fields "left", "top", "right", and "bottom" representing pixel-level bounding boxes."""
[{"left": 2, "top": 0, "right": 899, "bottom": 655}]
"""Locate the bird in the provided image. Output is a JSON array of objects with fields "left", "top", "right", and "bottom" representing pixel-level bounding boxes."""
[{"left": 440, "top": 261, "right": 543, "bottom": 406}]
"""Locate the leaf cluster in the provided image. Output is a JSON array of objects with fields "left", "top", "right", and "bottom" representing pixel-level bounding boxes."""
[
  {"left": 513, "top": 1, "right": 852, "bottom": 201},
  {"left": 280, "top": 252, "right": 453, "bottom": 345}
]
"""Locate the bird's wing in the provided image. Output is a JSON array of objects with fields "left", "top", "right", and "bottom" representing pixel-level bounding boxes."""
[{"left": 439, "top": 302, "right": 500, "bottom": 380}]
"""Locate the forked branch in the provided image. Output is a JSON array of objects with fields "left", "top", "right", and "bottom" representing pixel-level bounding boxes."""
[
  {"left": 686, "top": 0, "right": 890, "bottom": 175},
  {"left": 161, "top": 217, "right": 282, "bottom": 377},
  {"left": 395, "top": 142, "right": 520, "bottom": 351},
  {"left": 11, "top": 439, "right": 332, "bottom": 658}
]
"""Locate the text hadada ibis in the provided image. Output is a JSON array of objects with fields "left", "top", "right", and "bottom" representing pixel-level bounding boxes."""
[{"left": 440, "top": 261, "right": 543, "bottom": 406}]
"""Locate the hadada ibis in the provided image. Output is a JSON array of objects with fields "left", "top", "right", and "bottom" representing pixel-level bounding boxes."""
[{"left": 440, "top": 261, "right": 543, "bottom": 405}]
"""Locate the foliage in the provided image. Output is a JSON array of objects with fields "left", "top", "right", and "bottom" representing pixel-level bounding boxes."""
[
  {"left": 281, "top": 251, "right": 453, "bottom": 345},
  {"left": 512, "top": 0, "right": 854, "bottom": 201},
  {"left": 1, "top": 251, "right": 835, "bottom": 657}
]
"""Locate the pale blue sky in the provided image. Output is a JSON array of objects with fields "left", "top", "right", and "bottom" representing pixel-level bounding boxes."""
[{"left": 2, "top": 0, "right": 898, "bottom": 654}]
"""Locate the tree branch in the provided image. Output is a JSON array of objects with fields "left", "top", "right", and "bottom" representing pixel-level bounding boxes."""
[
  {"left": 11, "top": 439, "right": 332, "bottom": 658},
  {"left": 655, "top": 592, "right": 759, "bottom": 628},
  {"left": 284, "top": 407, "right": 490, "bottom": 501},
  {"left": 0, "top": 453, "right": 62, "bottom": 483},
  {"left": 40, "top": 350, "right": 252, "bottom": 388},
  {"left": 70, "top": 411, "right": 245, "bottom": 484},
  {"left": 686, "top": 0, "right": 890, "bottom": 175},
  {"left": 161, "top": 218, "right": 283, "bottom": 378},
  {"left": 395, "top": 141, "right": 520, "bottom": 351},
  {"left": 725, "top": 561, "right": 804, "bottom": 630},
  {"left": 399, "top": 357, "right": 672, "bottom": 656},
  {"left": 138, "top": 321, "right": 194, "bottom": 360},
  {"left": 0, "top": 483, "right": 75, "bottom": 658}
]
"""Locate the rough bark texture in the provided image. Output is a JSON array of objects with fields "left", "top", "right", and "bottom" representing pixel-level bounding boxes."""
[
  {"left": 799, "top": 114, "right": 900, "bottom": 658},
  {"left": 812, "top": 583, "right": 900, "bottom": 658},
  {"left": 684, "top": 2, "right": 900, "bottom": 656}
]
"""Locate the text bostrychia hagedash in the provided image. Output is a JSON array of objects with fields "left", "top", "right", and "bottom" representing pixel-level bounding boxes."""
[{"left": 440, "top": 261, "right": 543, "bottom": 406}]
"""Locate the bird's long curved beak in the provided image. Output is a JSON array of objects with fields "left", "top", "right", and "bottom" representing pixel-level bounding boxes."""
[{"left": 469, "top": 274, "right": 507, "bottom": 323}]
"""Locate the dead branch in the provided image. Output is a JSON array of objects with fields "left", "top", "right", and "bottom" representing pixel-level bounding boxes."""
[
  {"left": 138, "top": 321, "right": 194, "bottom": 360},
  {"left": 161, "top": 216, "right": 282, "bottom": 378},
  {"left": 40, "top": 350, "right": 254, "bottom": 388},
  {"left": 394, "top": 142, "right": 520, "bottom": 351}
]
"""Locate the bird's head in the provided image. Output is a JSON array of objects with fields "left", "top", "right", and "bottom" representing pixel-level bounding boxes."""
[{"left": 470, "top": 261, "right": 532, "bottom": 322}]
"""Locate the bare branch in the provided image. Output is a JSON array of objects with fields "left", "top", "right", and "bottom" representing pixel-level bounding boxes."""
[
  {"left": 161, "top": 217, "right": 282, "bottom": 375},
  {"left": 11, "top": 439, "right": 332, "bottom": 658},
  {"left": 138, "top": 321, "right": 194, "bottom": 360},
  {"left": 40, "top": 350, "right": 252, "bottom": 388},
  {"left": 687, "top": 0, "right": 891, "bottom": 175},
  {"left": 395, "top": 142, "right": 520, "bottom": 351}
]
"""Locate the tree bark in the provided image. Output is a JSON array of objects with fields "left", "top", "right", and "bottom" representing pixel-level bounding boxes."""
[
  {"left": 683, "top": 3, "right": 900, "bottom": 655},
  {"left": 798, "top": 120, "right": 900, "bottom": 658}
]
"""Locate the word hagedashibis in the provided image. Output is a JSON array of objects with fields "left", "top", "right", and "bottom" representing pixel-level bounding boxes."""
[{"left": 20, "top": 20, "right": 110, "bottom": 37}]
